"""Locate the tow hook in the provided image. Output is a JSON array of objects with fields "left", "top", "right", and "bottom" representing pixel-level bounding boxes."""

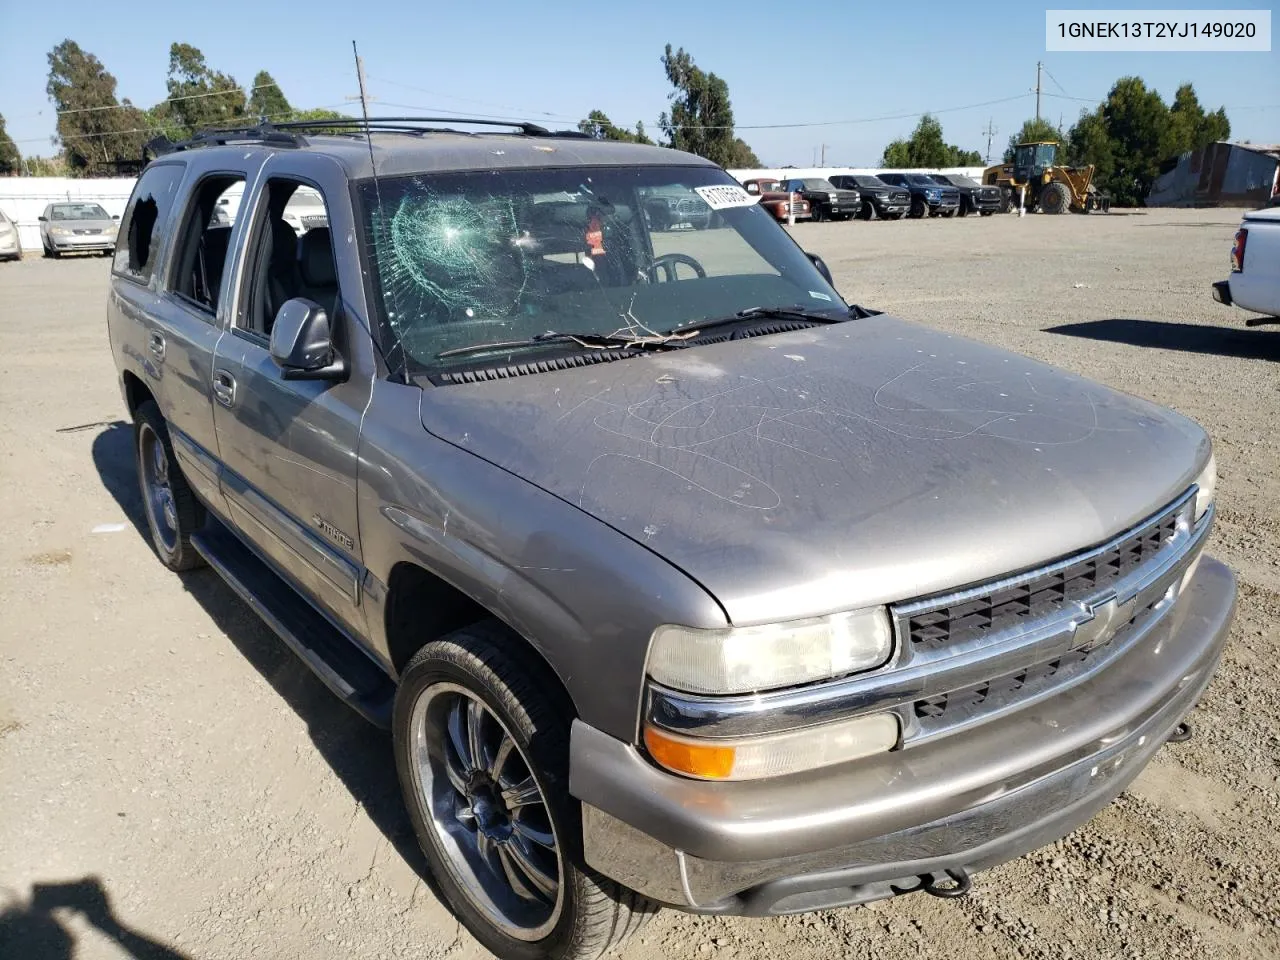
[
  {"left": 1167, "top": 720, "right": 1194, "bottom": 743},
  {"left": 921, "top": 868, "right": 972, "bottom": 899}
]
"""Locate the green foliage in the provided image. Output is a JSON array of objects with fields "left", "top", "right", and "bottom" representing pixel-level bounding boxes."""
[
  {"left": 166, "top": 42, "right": 246, "bottom": 136},
  {"left": 577, "top": 110, "right": 654, "bottom": 144},
  {"left": 1065, "top": 78, "right": 1230, "bottom": 206},
  {"left": 1003, "top": 118, "right": 1062, "bottom": 162},
  {"left": 0, "top": 114, "right": 20, "bottom": 175},
  {"left": 24, "top": 154, "right": 68, "bottom": 176},
  {"left": 657, "top": 45, "right": 759, "bottom": 168},
  {"left": 287, "top": 107, "right": 351, "bottom": 133},
  {"left": 248, "top": 70, "right": 292, "bottom": 121},
  {"left": 880, "top": 114, "right": 981, "bottom": 168},
  {"left": 46, "top": 39, "right": 149, "bottom": 174}
]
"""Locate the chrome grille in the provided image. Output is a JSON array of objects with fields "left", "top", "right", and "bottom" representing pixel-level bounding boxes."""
[
  {"left": 904, "top": 507, "right": 1179, "bottom": 652},
  {"left": 300, "top": 215, "right": 328, "bottom": 231},
  {"left": 891, "top": 488, "right": 1204, "bottom": 744}
]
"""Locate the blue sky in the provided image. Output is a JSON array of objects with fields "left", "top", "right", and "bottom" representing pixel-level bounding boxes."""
[{"left": 1, "top": 0, "right": 1276, "bottom": 167}]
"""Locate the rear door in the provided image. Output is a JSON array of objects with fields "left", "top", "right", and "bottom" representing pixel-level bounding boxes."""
[{"left": 211, "top": 160, "right": 371, "bottom": 638}]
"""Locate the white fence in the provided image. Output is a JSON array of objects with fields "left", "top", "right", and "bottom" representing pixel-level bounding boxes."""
[
  {"left": 727, "top": 166, "right": 989, "bottom": 183},
  {"left": 0, "top": 178, "right": 136, "bottom": 251}
]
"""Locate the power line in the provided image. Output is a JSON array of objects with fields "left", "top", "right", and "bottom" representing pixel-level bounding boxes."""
[
  {"left": 694, "top": 93, "right": 1034, "bottom": 131},
  {"left": 9, "top": 82, "right": 290, "bottom": 122},
  {"left": 367, "top": 76, "right": 579, "bottom": 122}
]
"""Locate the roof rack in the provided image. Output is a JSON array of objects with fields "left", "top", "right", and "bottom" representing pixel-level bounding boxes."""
[{"left": 146, "top": 116, "right": 592, "bottom": 157}]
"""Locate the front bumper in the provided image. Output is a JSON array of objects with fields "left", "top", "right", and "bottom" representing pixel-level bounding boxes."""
[
  {"left": 570, "top": 555, "right": 1235, "bottom": 915},
  {"left": 1212, "top": 280, "right": 1233, "bottom": 306},
  {"left": 47, "top": 233, "right": 116, "bottom": 251}
]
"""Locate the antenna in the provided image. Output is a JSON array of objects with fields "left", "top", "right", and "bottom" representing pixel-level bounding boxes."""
[{"left": 351, "top": 41, "right": 405, "bottom": 381}]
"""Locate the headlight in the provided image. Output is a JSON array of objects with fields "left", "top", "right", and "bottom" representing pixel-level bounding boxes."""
[
  {"left": 648, "top": 607, "right": 893, "bottom": 696},
  {"left": 1193, "top": 453, "right": 1215, "bottom": 521},
  {"left": 49, "top": 225, "right": 69, "bottom": 236}
]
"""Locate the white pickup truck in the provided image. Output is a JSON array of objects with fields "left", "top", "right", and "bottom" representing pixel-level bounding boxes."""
[{"left": 1213, "top": 205, "right": 1280, "bottom": 325}]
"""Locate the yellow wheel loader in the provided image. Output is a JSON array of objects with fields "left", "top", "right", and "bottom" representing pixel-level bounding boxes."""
[{"left": 982, "top": 141, "right": 1111, "bottom": 214}]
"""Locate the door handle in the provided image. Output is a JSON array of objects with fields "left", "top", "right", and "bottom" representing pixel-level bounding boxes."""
[
  {"left": 212, "top": 369, "right": 236, "bottom": 408},
  {"left": 148, "top": 332, "right": 166, "bottom": 362}
]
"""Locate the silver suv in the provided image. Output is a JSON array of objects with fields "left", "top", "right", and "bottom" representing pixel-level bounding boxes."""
[{"left": 108, "top": 118, "right": 1234, "bottom": 960}]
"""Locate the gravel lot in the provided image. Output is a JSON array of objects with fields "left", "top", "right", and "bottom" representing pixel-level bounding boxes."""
[{"left": 2, "top": 207, "right": 1278, "bottom": 960}]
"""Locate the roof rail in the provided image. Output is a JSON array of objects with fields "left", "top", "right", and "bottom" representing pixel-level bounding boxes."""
[
  {"left": 146, "top": 122, "right": 307, "bottom": 157},
  {"left": 145, "top": 116, "right": 592, "bottom": 158}
]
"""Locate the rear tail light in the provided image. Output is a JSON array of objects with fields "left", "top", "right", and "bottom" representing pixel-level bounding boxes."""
[{"left": 1231, "top": 228, "right": 1247, "bottom": 272}]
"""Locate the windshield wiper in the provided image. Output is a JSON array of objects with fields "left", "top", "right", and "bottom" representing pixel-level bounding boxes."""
[
  {"left": 436, "top": 329, "right": 681, "bottom": 360},
  {"left": 669, "top": 304, "right": 847, "bottom": 337}
]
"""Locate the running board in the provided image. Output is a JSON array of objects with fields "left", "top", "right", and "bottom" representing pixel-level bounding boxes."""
[{"left": 191, "top": 522, "right": 394, "bottom": 727}]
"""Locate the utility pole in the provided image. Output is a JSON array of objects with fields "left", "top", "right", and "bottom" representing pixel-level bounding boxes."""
[
  {"left": 982, "top": 118, "right": 998, "bottom": 165},
  {"left": 820, "top": 143, "right": 826, "bottom": 167},
  {"left": 1035, "top": 61, "right": 1043, "bottom": 122},
  {"left": 347, "top": 42, "right": 377, "bottom": 120}
]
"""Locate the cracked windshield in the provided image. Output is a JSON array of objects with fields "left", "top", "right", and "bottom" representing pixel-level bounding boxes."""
[{"left": 359, "top": 166, "right": 844, "bottom": 376}]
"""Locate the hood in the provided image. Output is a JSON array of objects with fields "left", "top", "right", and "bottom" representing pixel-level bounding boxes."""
[
  {"left": 419, "top": 316, "right": 1208, "bottom": 625},
  {"left": 49, "top": 218, "right": 114, "bottom": 231}
]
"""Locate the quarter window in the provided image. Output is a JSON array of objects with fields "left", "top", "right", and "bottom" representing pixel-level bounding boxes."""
[{"left": 113, "top": 163, "right": 185, "bottom": 283}]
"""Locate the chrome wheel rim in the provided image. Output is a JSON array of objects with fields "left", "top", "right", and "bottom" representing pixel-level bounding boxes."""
[
  {"left": 409, "top": 682, "right": 563, "bottom": 941},
  {"left": 138, "top": 422, "right": 178, "bottom": 552}
]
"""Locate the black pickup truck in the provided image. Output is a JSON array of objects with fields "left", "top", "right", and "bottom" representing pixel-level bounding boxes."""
[
  {"left": 827, "top": 175, "right": 910, "bottom": 220},
  {"left": 928, "top": 174, "right": 1002, "bottom": 217},
  {"left": 778, "top": 177, "right": 863, "bottom": 222}
]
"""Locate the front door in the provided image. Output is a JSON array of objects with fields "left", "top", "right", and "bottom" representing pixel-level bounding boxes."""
[{"left": 211, "top": 170, "right": 370, "bottom": 637}]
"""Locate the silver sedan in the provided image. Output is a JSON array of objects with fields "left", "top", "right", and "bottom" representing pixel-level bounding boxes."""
[{"left": 39, "top": 202, "right": 119, "bottom": 257}]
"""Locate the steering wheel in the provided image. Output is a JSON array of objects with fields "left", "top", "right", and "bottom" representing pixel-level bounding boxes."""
[{"left": 650, "top": 252, "right": 707, "bottom": 283}]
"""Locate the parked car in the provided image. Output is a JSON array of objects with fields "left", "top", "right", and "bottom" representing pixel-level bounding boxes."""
[
  {"left": 39, "top": 201, "right": 119, "bottom": 257},
  {"left": 110, "top": 118, "right": 1232, "bottom": 960},
  {"left": 927, "top": 174, "right": 1002, "bottom": 216},
  {"left": 741, "top": 178, "right": 812, "bottom": 223},
  {"left": 827, "top": 175, "right": 910, "bottom": 220},
  {"left": 778, "top": 177, "right": 862, "bottom": 221},
  {"left": 877, "top": 173, "right": 961, "bottom": 218},
  {"left": 0, "top": 208, "right": 21, "bottom": 261},
  {"left": 1212, "top": 205, "right": 1280, "bottom": 325},
  {"left": 281, "top": 184, "right": 329, "bottom": 234}
]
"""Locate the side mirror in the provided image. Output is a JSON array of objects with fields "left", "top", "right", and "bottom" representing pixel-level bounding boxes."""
[
  {"left": 112, "top": 214, "right": 120, "bottom": 220},
  {"left": 38, "top": 216, "right": 47, "bottom": 222},
  {"left": 269, "top": 298, "right": 347, "bottom": 382},
  {"left": 806, "top": 252, "right": 834, "bottom": 286}
]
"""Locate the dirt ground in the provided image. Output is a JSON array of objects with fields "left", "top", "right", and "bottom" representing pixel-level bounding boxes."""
[{"left": 1, "top": 207, "right": 1278, "bottom": 960}]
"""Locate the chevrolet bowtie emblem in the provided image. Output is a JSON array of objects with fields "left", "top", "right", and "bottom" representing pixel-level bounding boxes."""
[{"left": 1071, "top": 592, "right": 1136, "bottom": 652}]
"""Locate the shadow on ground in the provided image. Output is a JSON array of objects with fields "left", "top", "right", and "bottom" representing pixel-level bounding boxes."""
[
  {"left": 1045, "top": 318, "right": 1280, "bottom": 361},
  {"left": 89, "top": 421, "right": 436, "bottom": 895},
  {"left": 0, "top": 876, "right": 191, "bottom": 960}
]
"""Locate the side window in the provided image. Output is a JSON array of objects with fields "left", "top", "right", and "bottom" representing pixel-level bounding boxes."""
[
  {"left": 168, "top": 175, "right": 246, "bottom": 315},
  {"left": 112, "top": 163, "right": 185, "bottom": 283},
  {"left": 238, "top": 178, "right": 337, "bottom": 339}
]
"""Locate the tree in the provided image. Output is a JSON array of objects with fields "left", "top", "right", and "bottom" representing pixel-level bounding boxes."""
[
  {"left": 880, "top": 114, "right": 981, "bottom": 168},
  {"left": 46, "top": 40, "right": 149, "bottom": 174},
  {"left": 657, "top": 45, "right": 759, "bottom": 168},
  {"left": 0, "top": 114, "right": 20, "bottom": 176},
  {"left": 726, "top": 137, "right": 761, "bottom": 167},
  {"left": 1065, "top": 106, "right": 1113, "bottom": 186},
  {"left": 166, "top": 43, "right": 246, "bottom": 136},
  {"left": 1166, "top": 83, "right": 1230, "bottom": 157},
  {"left": 1003, "top": 117, "right": 1062, "bottom": 162},
  {"left": 578, "top": 109, "right": 653, "bottom": 144},
  {"left": 288, "top": 107, "right": 351, "bottom": 133},
  {"left": 247, "top": 70, "right": 292, "bottom": 121}
]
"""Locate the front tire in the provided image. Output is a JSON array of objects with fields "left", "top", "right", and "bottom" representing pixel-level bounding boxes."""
[
  {"left": 134, "top": 400, "right": 206, "bottom": 572},
  {"left": 394, "top": 623, "right": 655, "bottom": 960},
  {"left": 859, "top": 202, "right": 874, "bottom": 221},
  {"left": 1040, "top": 181, "right": 1071, "bottom": 215},
  {"left": 909, "top": 197, "right": 926, "bottom": 219}
]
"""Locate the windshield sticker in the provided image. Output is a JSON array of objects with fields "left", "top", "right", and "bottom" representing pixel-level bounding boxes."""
[
  {"left": 585, "top": 215, "right": 605, "bottom": 256},
  {"left": 693, "top": 184, "right": 759, "bottom": 211},
  {"left": 808, "top": 290, "right": 833, "bottom": 301}
]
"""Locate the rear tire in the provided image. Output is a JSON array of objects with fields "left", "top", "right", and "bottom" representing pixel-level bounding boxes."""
[
  {"left": 134, "top": 400, "right": 206, "bottom": 572},
  {"left": 394, "top": 622, "right": 656, "bottom": 960},
  {"left": 957, "top": 203, "right": 969, "bottom": 218}
]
